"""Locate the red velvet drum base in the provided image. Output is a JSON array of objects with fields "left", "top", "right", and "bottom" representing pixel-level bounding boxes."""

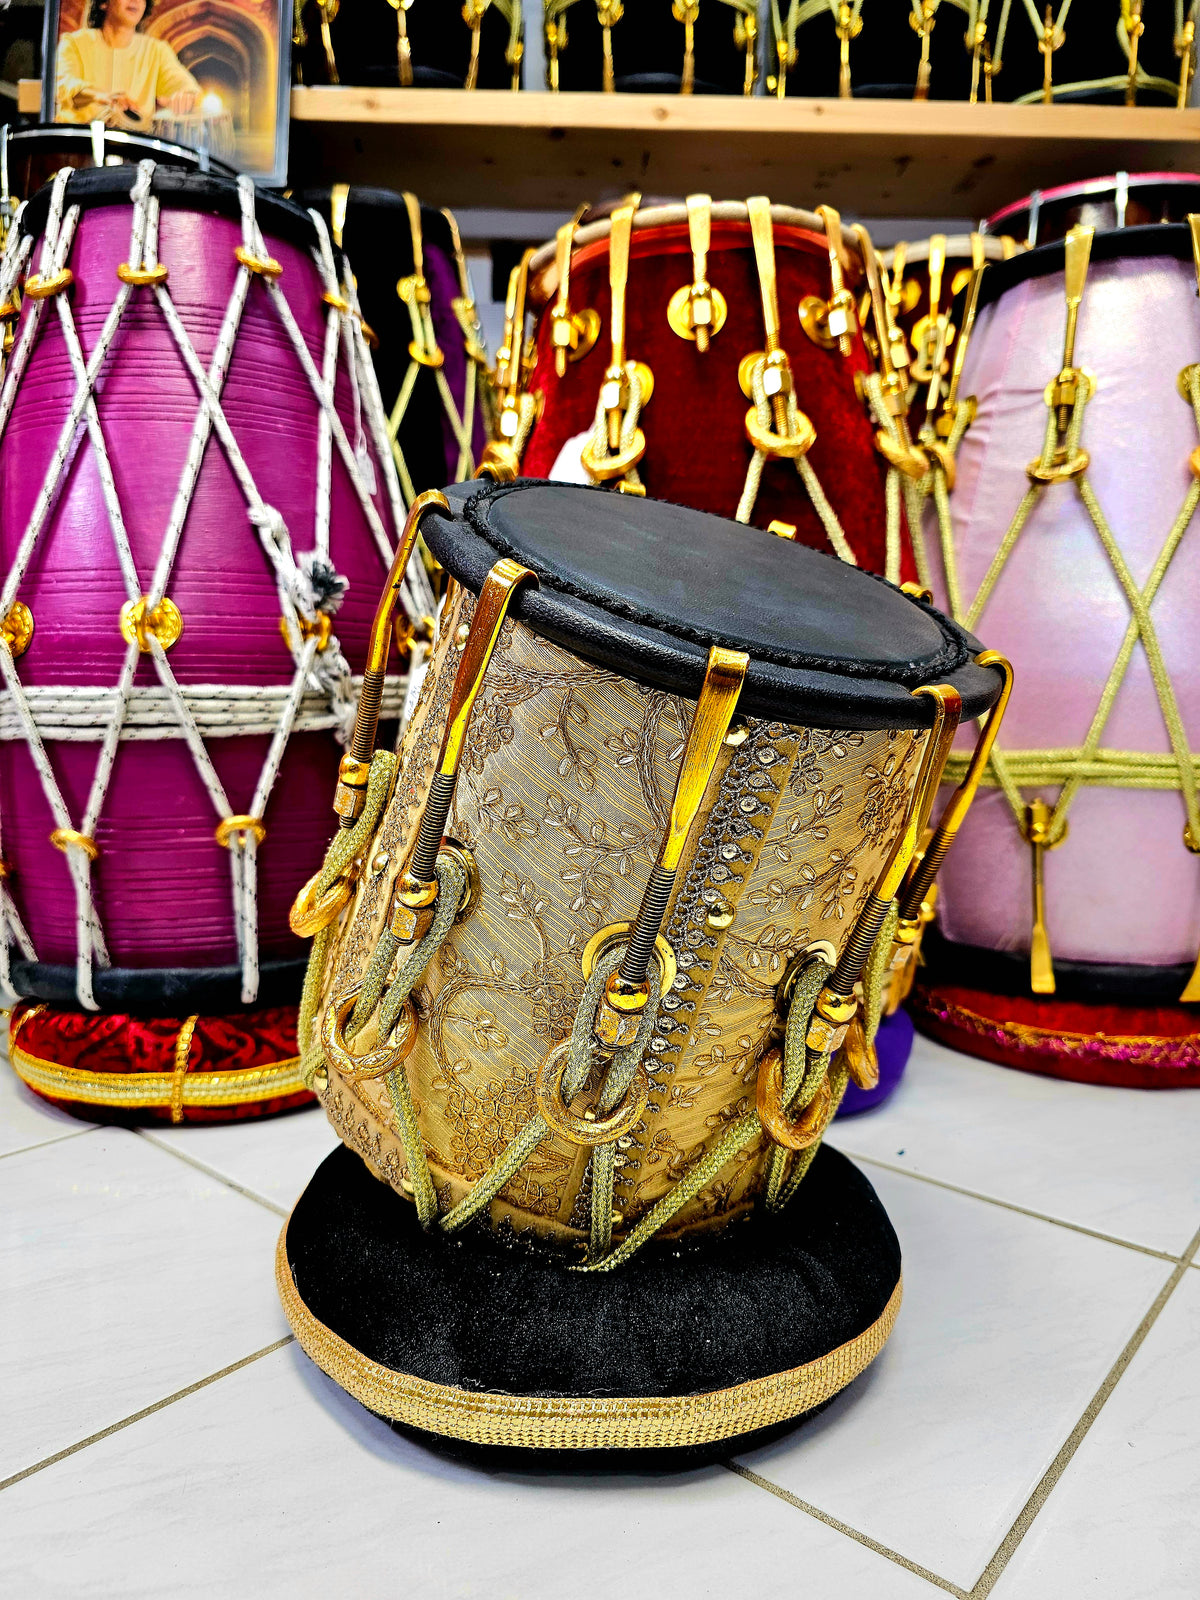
[
  {"left": 516, "top": 199, "right": 918, "bottom": 585},
  {"left": 7, "top": 1000, "right": 310, "bottom": 1123},
  {"left": 910, "top": 984, "right": 1200, "bottom": 1090}
]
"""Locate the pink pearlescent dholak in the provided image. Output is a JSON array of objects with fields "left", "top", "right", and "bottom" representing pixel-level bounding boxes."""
[
  {"left": 0, "top": 197, "right": 399, "bottom": 970},
  {"left": 925, "top": 249, "right": 1200, "bottom": 971}
]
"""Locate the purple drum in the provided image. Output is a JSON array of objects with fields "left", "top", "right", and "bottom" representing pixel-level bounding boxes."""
[
  {"left": 0, "top": 164, "right": 433, "bottom": 1121},
  {"left": 913, "top": 225, "right": 1200, "bottom": 1086}
]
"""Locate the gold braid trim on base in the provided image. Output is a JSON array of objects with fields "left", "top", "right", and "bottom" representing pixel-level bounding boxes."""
[
  {"left": 276, "top": 1219, "right": 901, "bottom": 1448},
  {"left": 9, "top": 1044, "right": 307, "bottom": 1111}
]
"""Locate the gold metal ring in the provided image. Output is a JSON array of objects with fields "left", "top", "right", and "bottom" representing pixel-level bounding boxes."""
[
  {"left": 534, "top": 1041, "right": 649, "bottom": 1146},
  {"left": 322, "top": 989, "right": 417, "bottom": 1083},
  {"left": 745, "top": 408, "right": 816, "bottom": 461},
  {"left": 755, "top": 1048, "right": 832, "bottom": 1151},
  {"left": 440, "top": 841, "right": 480, "bottom": 923},
  {"left": 119, "top": 596, "right": 182, "bottom": 652},
  {"left": 215, "top": 814, "right": 267, "bottom": 848},
  {"left": 24, "top": 269, "right": 74, "bottom": 300},
  {"left": 1, "top": 601, "right": 33, "bottom": 658},
  {"left": 777, "top": 945, "right": 837, "bottom": 1010},
  {"left": 235, "top": 246, "right": 283, "bottom": 278},
  {"left": 117, "top": 262, "right": 168, "bottom": 287},
  {"left": 580, "top": 430, "right": 647, "bottom": 481},
  {"left": 49, "top": 828, "right": 99, "bottom": 860},
  {"left": 875, "top": 432, "right": 929, "bottom": 479},
  {"left": 1027, "top": 449, "right": 1089, "bottom": 484},
  {"left": 840, "top": 1012, "right": 881, "bottom": 1092},
  {"left": 289, "top": 870, "right": 355, "bottom": 937},
  {"left": 580, "top": 921, "right": 677, "bottom": 993},
  {"left": 280, "top": 612, "right": 332, "bottom": 652},
  {"left": 408, "top": 340, "right": 445, "bottom": 369}
]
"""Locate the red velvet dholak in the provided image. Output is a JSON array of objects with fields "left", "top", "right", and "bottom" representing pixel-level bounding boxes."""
[{"left": 523, "top": 219, "right": 916, "bottom": 581}]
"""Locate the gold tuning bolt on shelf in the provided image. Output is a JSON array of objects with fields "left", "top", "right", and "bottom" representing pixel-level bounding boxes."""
[
  {"left": 1178, "top": 13, "right": 1196, "bottom": 108},
  {"left": 390, "top": 558, "right": 537, "bottom": 942},
  {"left": 912, "top": 0, "right": 937, "bottom": 99},
  {"left": 592, "top": 646, "right": 748, "bottom": 1049},
  {"left": 1038, "top": 3, "right": 1064, "bottom": 104},
  {"left": 463, "top": 0, "right": 488, "bottom": 92},
  {"left": 317, "top": 0, "right": 341, "bottom": 84},
  {"left": 1124, "top": 0, "right": 1144, "bottom": 106},
  {"left": 673, "top": 0, "right": 699, "bottom": 95},
  {"left": 598, "top": 0, "right": 624, "bottom": 93},
  {"left": 388, "top": 0, "right": 414, "bottom": 87},
  {"left": 835, "top": 1, "right": 862, "bottom": 98}
]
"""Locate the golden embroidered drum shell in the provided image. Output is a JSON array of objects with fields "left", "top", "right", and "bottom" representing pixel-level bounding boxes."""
[{"left": 314, "top": 586, "right": 928, "bottom": 1242}]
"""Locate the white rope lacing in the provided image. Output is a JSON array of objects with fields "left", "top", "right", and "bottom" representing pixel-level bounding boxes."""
[{"left": 0, "top": 163, "right": 427, "bottom": 1008}]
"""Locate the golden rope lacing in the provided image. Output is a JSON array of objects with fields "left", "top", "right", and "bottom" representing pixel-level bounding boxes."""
[{"left": 918, "top": 220, "right": 1200, "bottom": 1001}]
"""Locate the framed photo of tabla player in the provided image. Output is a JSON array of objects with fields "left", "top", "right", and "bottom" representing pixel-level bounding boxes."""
[{"left": 42, "top": 0, "right": 291, "bottom": 186}]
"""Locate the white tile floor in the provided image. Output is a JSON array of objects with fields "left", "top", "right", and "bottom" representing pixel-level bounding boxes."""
[{"left": 2, "top": 1030, "right": 1198, "bottom": 1600}]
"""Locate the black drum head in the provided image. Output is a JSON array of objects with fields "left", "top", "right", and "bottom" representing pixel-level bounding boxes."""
[{"left": 427, "top": 480, "right": 1000, "bottom": 728}]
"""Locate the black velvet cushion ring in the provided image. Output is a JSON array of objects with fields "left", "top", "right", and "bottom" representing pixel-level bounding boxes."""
[
  {"left": 428, "top": 480, "right": 999, "bottom": 729},
  {"left": 280, "top": 1143, "right": 902, "bottom": 1456}
]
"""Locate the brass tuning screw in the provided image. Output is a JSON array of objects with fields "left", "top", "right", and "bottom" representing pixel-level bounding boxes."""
[
  {"left": 1026, "top": 798, "right": 1064, "bottom": 994},
  {"left": 390, "top": 558, "right": 538, "bottom": 943},
  {"left": 593, "top": 647, "right": 748, "bottom": 1048},
  {"left": 334, "top": 490, "right": 450, "bottom": 827},
  {"left": 549, "top": 204, "right": 600, "bottom": 377},
  {"left": 667, "top": 194, "right": 727, "bottom": 351},
  {"left": 807, "top": 686, "right": 962, "bottom": 1055}
]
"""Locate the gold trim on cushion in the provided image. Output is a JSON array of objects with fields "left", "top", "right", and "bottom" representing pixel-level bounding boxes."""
[
  {"left": 9, "top": 1042, "right": 307, "bottom": 1111},
  {"left": 275, "top": 1218, "right": 901, "bottom": 1449},
  {"left": 912, "top": 987, "right": 1200, "bottom": 1069}
]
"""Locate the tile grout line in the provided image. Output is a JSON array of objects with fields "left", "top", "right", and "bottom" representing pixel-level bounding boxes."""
[
  {"left": 134, "top": 1129, "right": 290, "bottom": 1218},
  {"left": 837, "top": 1148, "right": 1189, "bottom": 1264},
  {"left": 965, "top": 1219, "right": 1200, "bottom": 1598},
  {"left": 0, "top": 1126, "right": 96, "bottom": 1164},
  {"left": 724, "top": 1462, "right": 967, "bottom": 1597},
  {"left": 0, "top": 1337, "right": 295, "bottom": 1494}
]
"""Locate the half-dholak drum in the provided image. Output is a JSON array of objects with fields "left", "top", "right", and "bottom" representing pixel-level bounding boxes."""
[
  {"left": 986, "top": 0, "right": 1190, "bottom": 105},
  {"left": 0, "top": 165, "right": 432, "bottom": 1121},
  {"left": 497, "top": 197, "right": 921, "bottom": 587},
  {"left": 278, "top": 480, "right": 1005, "bottom": 1451},
  {"left": 544, "top": 0, "right": 759, "bottom": 93},
  {"left": 767, "top": 0, "right": 980, "bottom": 101},
  {"left": 912, "top": 221, "right": 1200, "bottom": 1085},
  {"left": 294, "top": 0, "right": 524, "bottom": 89}
]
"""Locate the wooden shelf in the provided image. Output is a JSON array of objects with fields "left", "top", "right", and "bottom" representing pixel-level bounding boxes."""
[
  {"left": 289, "top": 89, "right": 1200, "bottom": 216},
  {"left": 18, "top": 80, "right": 1200, "bottom": 215}
]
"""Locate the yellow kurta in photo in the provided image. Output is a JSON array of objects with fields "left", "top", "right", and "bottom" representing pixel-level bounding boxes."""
[{"left": 56, "top": 29, "right": 199, "bottom": 129}]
